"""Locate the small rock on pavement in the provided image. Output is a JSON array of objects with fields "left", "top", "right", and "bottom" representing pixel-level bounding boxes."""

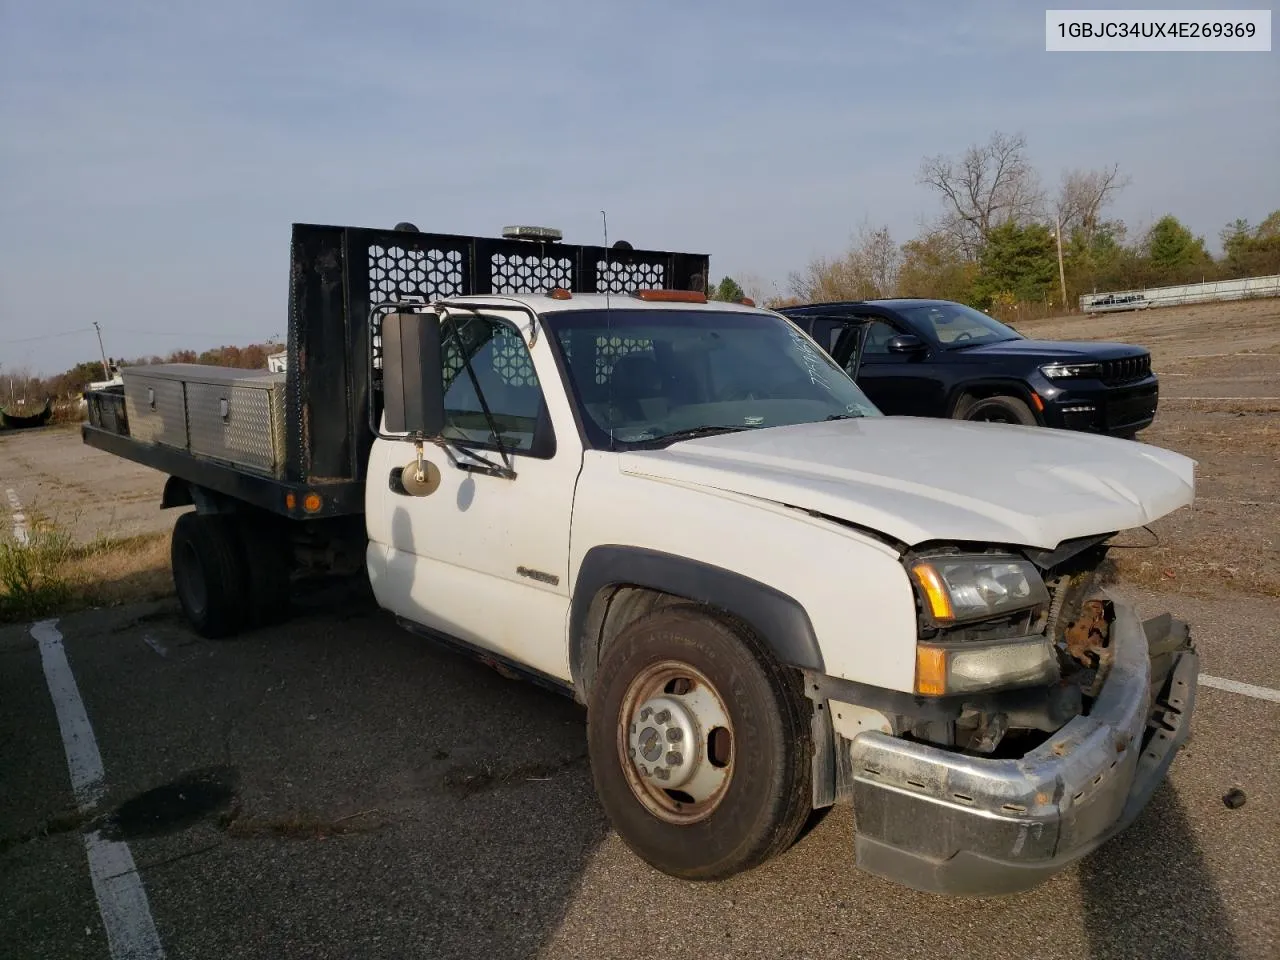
[{"left": 1222, "top": 788, "right": 1246, "bottom": 809}]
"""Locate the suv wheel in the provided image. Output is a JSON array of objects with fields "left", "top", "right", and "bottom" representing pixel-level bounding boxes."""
[
  {"left": 586, "top": 605, "right": 813, "bottom": 881},
  {"left": 956, "top": 394, "right": 1038, "bottom": 426}
]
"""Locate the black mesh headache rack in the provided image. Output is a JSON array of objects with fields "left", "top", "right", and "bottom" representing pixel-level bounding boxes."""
[{"left": 82, "top": 221, "right": 710, "bottom": 520}]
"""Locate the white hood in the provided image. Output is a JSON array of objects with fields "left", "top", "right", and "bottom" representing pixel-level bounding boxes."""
[{"left": 619, "top": 417, "right": 1195, "bottom": 550}]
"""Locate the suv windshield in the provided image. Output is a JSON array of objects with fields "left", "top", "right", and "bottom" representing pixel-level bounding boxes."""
[
  {"left": 543, "top": 308, "right": 881, "bottom": 449},
  {"left": 897, "top": 302, "right": 1022, "bottom": 348}
]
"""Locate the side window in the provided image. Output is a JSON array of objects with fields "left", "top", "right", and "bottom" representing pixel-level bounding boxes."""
[
  {"left": 440, "top": 315, "right": 550, "bottom": 454},
  {"left": 858, "top": 319, "right": 900, "bottom": 360}
]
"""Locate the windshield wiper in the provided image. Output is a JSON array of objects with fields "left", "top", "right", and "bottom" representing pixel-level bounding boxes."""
[
  {"left": 626, "top": 425, "right": 750, "bottom": 449},
  {"left": 825, "top": 412, "right": 864, "bottom": 421}
]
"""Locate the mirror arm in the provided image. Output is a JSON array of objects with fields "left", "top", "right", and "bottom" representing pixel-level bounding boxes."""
[{"left": 435, "top": 436, "right": 516, "bottom": 480}]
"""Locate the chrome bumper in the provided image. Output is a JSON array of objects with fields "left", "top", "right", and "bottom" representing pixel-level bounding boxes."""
[{"left": 847, "top": 596, "right": 1198, "bottom": 896}]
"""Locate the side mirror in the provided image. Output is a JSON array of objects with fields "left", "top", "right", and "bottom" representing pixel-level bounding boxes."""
[
  {"left": 886, "top": 334, "right": 927, "bottom": 355},
  {"left": 382, "top": 311, "right": 446, "bottom": 436}
]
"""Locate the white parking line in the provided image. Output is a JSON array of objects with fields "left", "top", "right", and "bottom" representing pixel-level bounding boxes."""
[
  {"left": 33, "top": 619, "right": 166, "bottom": 960},
  {"left": 1200, "top": 674, "right": 1280, "bottom": 704},
  {"left": 6, "top": 488, "right": 29, "bottom": 545}
]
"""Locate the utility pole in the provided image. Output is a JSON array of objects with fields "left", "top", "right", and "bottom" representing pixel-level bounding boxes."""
[
  {"left": 92, "top": 321, "right": 111, "bottom": 380},
  {"left": 1054, "top": 213, "right": 1068, "bottom": 313}
]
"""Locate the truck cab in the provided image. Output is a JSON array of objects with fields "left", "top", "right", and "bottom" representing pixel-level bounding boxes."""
[{"left": 82, "top": 223, "right": 1199, "bottom": 896}]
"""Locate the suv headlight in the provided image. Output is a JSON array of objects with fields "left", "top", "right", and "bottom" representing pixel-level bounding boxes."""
[
  {"left": 909, "top": 556, "right": 1049, "bottom": 625},
  {"left": 1040, "top": 362, "right": 1102, "bottom": 380}
]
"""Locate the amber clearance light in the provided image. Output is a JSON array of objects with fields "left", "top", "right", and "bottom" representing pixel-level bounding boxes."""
[{"left": 630, "top": 289, "right": 708, "bottom": 303}]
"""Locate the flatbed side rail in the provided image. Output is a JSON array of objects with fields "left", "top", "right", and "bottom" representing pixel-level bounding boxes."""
[{"left": 81, "top": 423, "right": 364, "bottom": 519}]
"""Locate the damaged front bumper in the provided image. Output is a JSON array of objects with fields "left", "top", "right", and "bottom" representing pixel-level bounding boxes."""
[{"left": 846, "top": 595, "right": 1198, "bottom": 896}]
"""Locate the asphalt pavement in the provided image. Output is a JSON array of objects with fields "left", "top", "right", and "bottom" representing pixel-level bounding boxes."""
[{"left": 2, "top": 590, "right": 1276, "bottom": 960}]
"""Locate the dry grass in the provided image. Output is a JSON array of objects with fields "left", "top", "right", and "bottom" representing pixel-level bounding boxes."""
[
  {"left": 63, "top": 533, "right": 174, "bottom": 609},
  {"left": 0, "top": 529, "right": 172, "bottom": 624}
]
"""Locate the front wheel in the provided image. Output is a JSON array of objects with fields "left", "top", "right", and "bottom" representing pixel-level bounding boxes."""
[
  {"left": 955, "top": 394, "right": 1038, "bottom": 426},
  {"left": 586, "top": 606, "right": 813, "bottom": 881}
]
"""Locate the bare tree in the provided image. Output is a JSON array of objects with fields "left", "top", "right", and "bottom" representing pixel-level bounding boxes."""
[
  {"left": 788, "top": 223, "right": 901, "bottom": 302},
  {"left": 1055, "top": 163, "right": 1129, "bottom": 240},
  {"left": 736, "top": 270, "right": 771, "bottom": 307},
  {"left": 917, "top": 131, "right": 1044, "bottom": 258}
]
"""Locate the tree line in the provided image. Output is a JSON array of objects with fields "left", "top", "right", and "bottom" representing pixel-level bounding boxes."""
[{"left": 711, "top": 130, "right": 1280, "bottom": 317}]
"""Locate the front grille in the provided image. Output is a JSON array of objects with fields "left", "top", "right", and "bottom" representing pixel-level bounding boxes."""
[{"left": 1099, "top": 354, "right": 1151, "bottom": 385}]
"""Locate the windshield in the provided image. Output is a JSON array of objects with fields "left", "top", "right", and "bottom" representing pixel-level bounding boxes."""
[
  {"left": 897, "top": 302, "right": 1022, "bottom": 348},
  {"left": 543, "top": 308, "right": 881, "bottom": 449}
]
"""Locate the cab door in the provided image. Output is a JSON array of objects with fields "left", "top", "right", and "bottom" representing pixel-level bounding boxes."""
[{"left": 365, "top": 308, "right": 584, "bottom": 682}]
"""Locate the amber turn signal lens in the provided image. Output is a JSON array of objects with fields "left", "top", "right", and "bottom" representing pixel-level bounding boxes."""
[
  {"left": 915, "top": 646, "right": 949, "bottom": 696},
  {"left": 302, "top": 492, "right": 323, "bottom": 513},
  {"left": 910, "top": 562, "right": 955, "bottom": 622}
]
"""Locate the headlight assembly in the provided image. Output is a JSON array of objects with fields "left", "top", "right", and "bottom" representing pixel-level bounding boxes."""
[
  {"left": 909, "top": 556, "right": 1049, "bottom": 625},
  {"left": 1040, "top": 362, "right": 1102, "bottom": 380}
]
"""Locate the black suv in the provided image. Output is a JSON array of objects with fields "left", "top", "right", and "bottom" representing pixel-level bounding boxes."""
[{"left": 779, "top": 298, "right": 1159, "bottom": 438}]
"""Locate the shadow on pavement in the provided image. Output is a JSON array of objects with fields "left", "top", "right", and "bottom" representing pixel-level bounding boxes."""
[{"left": 1078, "top": 784, "right": 1241, "bottom": 960}]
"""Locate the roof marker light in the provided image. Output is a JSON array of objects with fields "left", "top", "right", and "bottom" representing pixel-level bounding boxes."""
[{"left": 630, "top": 289, "right": 708, "bottom": 303}]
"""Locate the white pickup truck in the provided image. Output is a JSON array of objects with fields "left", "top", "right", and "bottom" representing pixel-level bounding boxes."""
[{"left": 84, "top": 223, "right": 1198, "bottom": 896}]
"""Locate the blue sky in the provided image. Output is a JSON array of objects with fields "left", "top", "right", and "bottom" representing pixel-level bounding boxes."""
[{"left": 2, "top": 0, "right": 1277, "bottom": 375}]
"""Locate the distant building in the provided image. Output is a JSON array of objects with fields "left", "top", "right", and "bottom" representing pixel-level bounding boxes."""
[{"left": 267, "top": 351, "right": 288, "bottom": 373}]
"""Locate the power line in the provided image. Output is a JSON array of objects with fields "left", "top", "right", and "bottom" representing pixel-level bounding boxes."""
[
  {"left": 0, "top": 327, "right": 96, "bottom": 344},
  {"left": 112, "top": 329, "right": 270, "bottom": 340}
]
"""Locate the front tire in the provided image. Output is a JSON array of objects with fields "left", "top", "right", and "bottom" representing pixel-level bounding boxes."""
[
  {"left": 586, "top": 605, "right": 813, "bottom": 881},
  {"left": 955, "top": 393, "right": 1038, "bottom": 426}
]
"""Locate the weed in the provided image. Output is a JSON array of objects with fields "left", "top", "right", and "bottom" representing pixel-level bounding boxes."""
[
  {"left": 0, "top": 515, "right": 172, "bottom": 624},
  {"left": 0, "top": 527, "right": 74, "bottom": 622}
]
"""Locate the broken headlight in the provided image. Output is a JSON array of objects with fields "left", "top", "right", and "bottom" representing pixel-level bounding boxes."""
[{"left": 909, "top": 556, "right": 1050, "bottom": 625}]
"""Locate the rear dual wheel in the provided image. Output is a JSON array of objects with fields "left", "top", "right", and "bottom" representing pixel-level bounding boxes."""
[
  {"left": 170, "top": 511, "right": 292, "bottom": 638},
  {"left": 586, "top": 606, "right": 814, "bottom": 881}
]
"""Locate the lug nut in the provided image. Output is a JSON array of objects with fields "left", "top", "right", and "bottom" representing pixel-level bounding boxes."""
[
  {"left": 654, "top": 709, "right": 671, "bottom": 723},
  {"left": 666, "top": 728, "right": 682, "bottom": 742},
  {"left": 628, "top": 747, "right": 636, "bottom": 759},
  {"left": 639, "top": 765, "right": 650, "bottom": 777},
  {"left": 630, "top": 723, "right": 637, "bottom": 734},
  {"left": 655, "top": 768, "right": 670, "bottom": 781},
  {"left": 640, "top": 708, "right": 652, "bottom": 721},
  {"left": 666, "top": 751, "right": 683, "bottom": 766}
]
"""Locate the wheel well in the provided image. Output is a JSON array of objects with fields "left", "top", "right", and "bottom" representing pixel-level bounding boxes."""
[
  {"left": 569, "top": 547, "right": 825, "bottom": 705},
  {"left": 578, "top": 585, "right": 687, "bottom": 701}
]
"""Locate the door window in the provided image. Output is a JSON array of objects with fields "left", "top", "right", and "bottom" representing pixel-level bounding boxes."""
[{"left": 439, "top": 315, "right": 552, "bottom": 456}]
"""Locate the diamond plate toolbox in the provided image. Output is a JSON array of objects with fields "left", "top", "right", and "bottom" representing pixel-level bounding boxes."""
[
  {"left": 123, "top": 371, "right": 190, "bottom": 449},
  {"left": 120, "top": 364, "right": 287, "bottom": 476}
]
